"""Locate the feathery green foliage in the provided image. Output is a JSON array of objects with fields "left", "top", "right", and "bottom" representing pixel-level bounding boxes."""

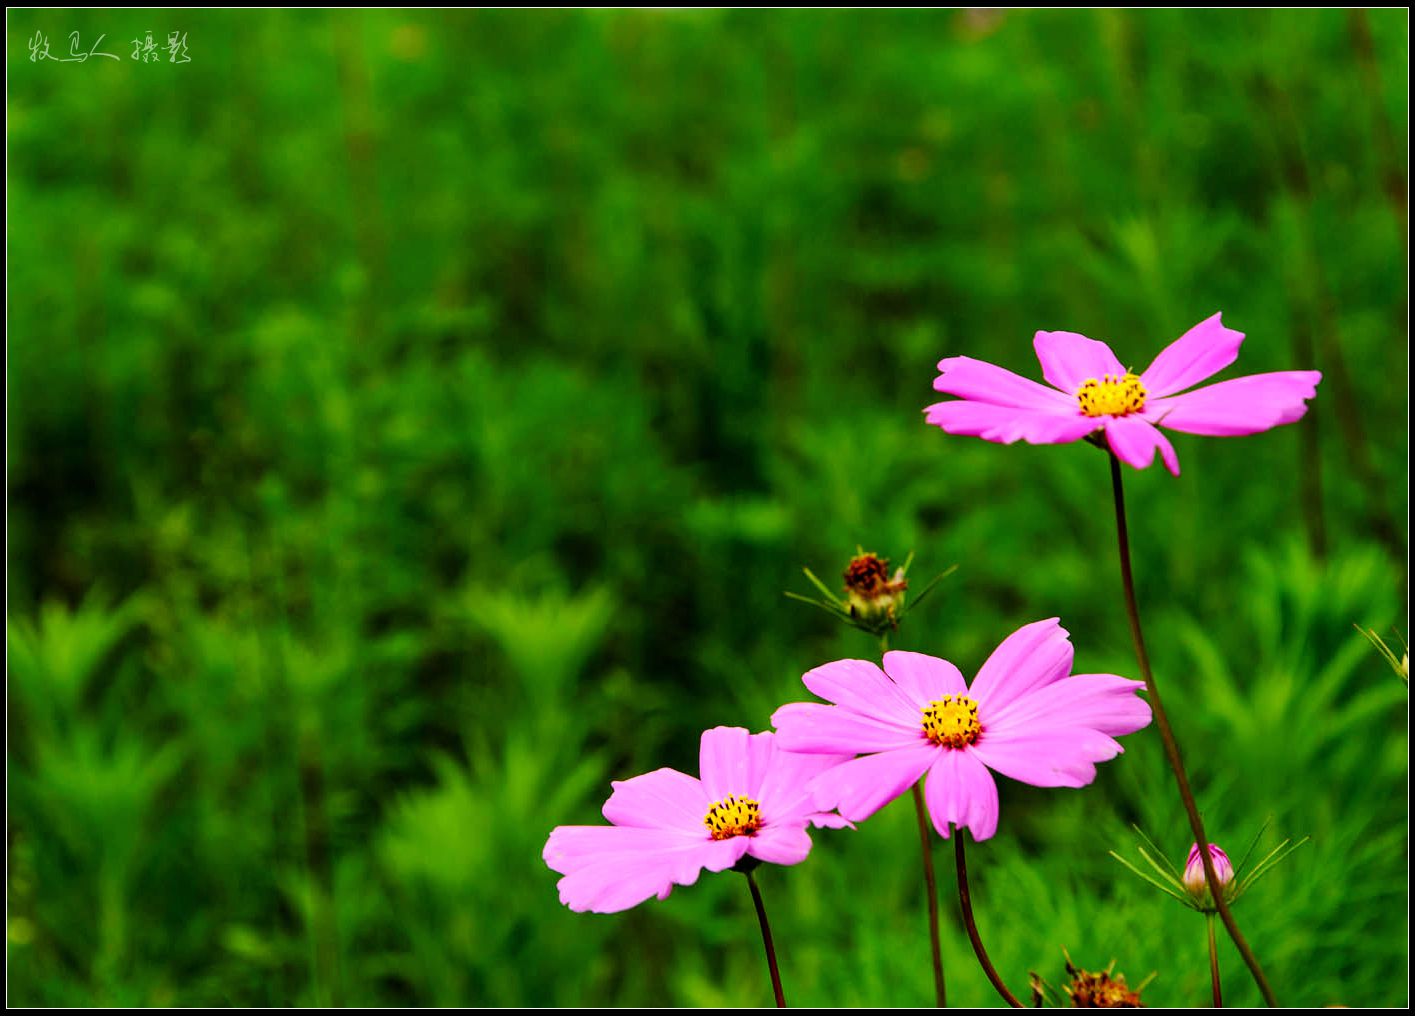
[{"left": 7, "top": 8, "right": 1407, "bottom": 1007}]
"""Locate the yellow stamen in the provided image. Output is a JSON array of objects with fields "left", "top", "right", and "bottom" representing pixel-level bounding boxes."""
[
  {"left": 1077, "top": 372, "right": 1147, "bottom": 417},
  {"left": 922, "top": 695, "right": 982, "bottom": 748},
  {"left": 703, "top": 795, "right": 762, "bottom": 840}
]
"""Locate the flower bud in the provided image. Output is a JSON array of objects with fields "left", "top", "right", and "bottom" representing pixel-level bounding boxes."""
[
  {"left": 842, "top": 552, "right": 908, "bottom": 630},
  {"left": 1182, "top": 842, "right": 1235, "bottom": 909}
]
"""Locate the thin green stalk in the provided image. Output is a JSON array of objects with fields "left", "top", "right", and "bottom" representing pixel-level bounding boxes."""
[
  {"left": 745, "top": 870, "right": 786, "bottom": 1008},
  {"left": 1207, "top": 914, "right": 1223, "bottom": 1007},
  {"left": 1107, "top": 452, "right": 1277, "bottom": 1007},
  {"left": 953, "top": 836, "right": 1021, "bottom": 1008}
]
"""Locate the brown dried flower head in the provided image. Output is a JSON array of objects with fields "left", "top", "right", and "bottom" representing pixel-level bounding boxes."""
[
  {"left": 1063, "top": 957, "right": 1146, "bottom": 1009},
  {"left": 842, "top": 552, "right": 908, "bottom": 628}
]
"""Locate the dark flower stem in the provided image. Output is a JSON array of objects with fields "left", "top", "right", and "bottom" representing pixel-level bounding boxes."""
[
  {"left": 884, "top": 632, "right": 947, "bottom": 1008},
  {"left": 953, "top": 836, "right": 1022, "bottom": 1008},
  {"left": 911, "top": 783, "right": 948, "bottom": 1007},
  {"left": 1207, "top": 914, "right": 1223, "bottom": 1007},
  {"left": 745, "top": 869, "right": 786, "bottom": 1008},
  {"left": 1107, "top": 452, "right": 1277, "bottom": 1007}
]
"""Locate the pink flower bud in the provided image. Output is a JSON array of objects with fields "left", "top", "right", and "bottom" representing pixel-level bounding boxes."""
[{"left": 1183, "top": 842, "right": 1235, "bottom": 907}]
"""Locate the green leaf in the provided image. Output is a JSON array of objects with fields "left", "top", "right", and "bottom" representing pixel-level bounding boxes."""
[
  {"left": 1236, "top": 836, "right": 1310, "bottom": 897},
  {"left": 801, "top": 567, "right": 844, "bottom": 606},
  {"left": 1109, "top": 850, "right": 1189, "bottom": 903},
  {"left": 899, "top": 564, "right": 958, "bottom": 617},
  {"left": 1131, "top": 824, "right": 1182, "bottom": 878},
  {"left": 784, "top": 591, "right": 850, "bottom": 619},
  {"left": 1232, "top": 816, "right": 1274, "bottom": 876}
]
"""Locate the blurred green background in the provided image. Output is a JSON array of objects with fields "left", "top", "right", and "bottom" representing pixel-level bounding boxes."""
[{"left": 6, "top": 8, "right": 1408, "bottom": 1007}]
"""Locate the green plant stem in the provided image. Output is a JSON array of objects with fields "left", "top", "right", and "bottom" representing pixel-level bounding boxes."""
[
  {"left": 953, "top": 836, "right": 1022, "bottom": 1008},
  {"left": 745, "top": 870, "right": 786, "bottom": 1008},
  {"left": 911, "top": 783, "right": 948, "bottom": 1007},
  {"left": 1208, "top": 914, "right": 1223, "bottom": 1007},
  {"left": 1107, "top": 452, "right": 1277, "bottom": 1007}
]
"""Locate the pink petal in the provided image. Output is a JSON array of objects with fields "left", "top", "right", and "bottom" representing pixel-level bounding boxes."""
[
  {"left": 882, "top": 651, "right": 968, "bottom": 706},
  {"left": 754, "top": 736, "right": 854, "bottom": 825},
  {"left": 969, "top": 728, "right": 1122, "bottom": 788},
  {"left": 1146, "top": 371, "right": 1322, "bottom": 437},
  {"left": 554, "top": 860, "right": 677, "bottom": 914},
  {"left": 746, "top": 826, "right": 815, "bottom": 866},
  {"left": 1033, "top": 330, "right": 1128, "bottom": 394},
  {"left": 800, "top": 659, "right": 920, "bottom": 726},
  {"left": 1139, "top": 313, "right": 1246, "bottom": 398},
  {"left": 984, "top": 674, "right": 1152, "bottom": 738},
  {"left": 603, "top": 767, "right": 710, "bottom": 831},
  {"left": 546, "top": 826, "right": 747, "bottom": 913},
  {"left": 544, "top": 825, "right": 700, "bottom": 874},
  {"left": 772, "top": 701, "right": 921, "bottom": 755},
  {"left": 808, "top": 745, "right": 938, "bottom": 823},
  {"left": 924, "top": 401, "right": 1099, "bottom": 445},
  {"left": 933, "top": 356, "right": 1075, "bottom": 409},
  {"left": 699, "top": 726, "right": 774, "bottom": 802},
  {"left": 923, "top": 749, "right": 1000, "bottom": 841},
  {"left": 1104, "top": 416, "right": 1181, "bottom": 476},
  {"left": 1184, "top": 843, "right": 1235, "bottom": 890},
  {"left": 968, "top": 618, "right": 1074, "bottom": 713}
]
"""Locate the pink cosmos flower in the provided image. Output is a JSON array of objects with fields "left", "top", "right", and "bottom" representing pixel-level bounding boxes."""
[
  {"left": 770, "top": 618, "right": 1152, "bottom": 841},
  {"left": 544, "top": 726, "right": 851, "bottom": 913},
  {"left": 924, "top": 313, "right": 1321, "bottom": 476}
]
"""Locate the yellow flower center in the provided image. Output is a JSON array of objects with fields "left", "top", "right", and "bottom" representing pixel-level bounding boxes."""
[
  {"left": 922, "top": 695, "right": 981, "bottom": 748},
  {"left": 703, "top": 795, "right": 762, "bottom": 840},
  {"left": 1077, "top": 372, "right": 1147, "bottom": 417}
]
